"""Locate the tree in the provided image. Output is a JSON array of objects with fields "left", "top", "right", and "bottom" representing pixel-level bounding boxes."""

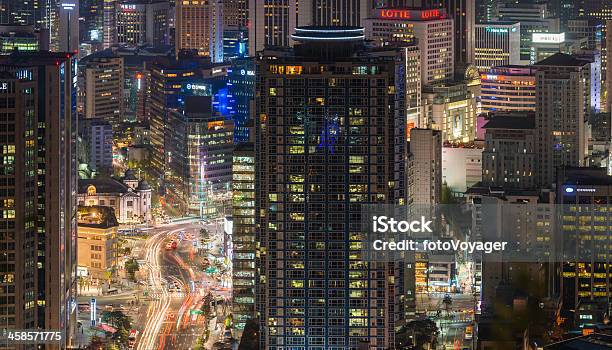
[
  {"left": 124, "top": 258, "right": 140, "bottom": 281},
  {"left": 200, "top": 228, "right": 210, "bottom": 241},
  {"left": 395, "top": 319, "right": 439, "bottom": 350}
]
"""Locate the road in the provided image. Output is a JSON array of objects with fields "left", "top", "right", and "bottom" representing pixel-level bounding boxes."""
[{"left": 77, "top": 219, "right": 231, "bottom": 350}]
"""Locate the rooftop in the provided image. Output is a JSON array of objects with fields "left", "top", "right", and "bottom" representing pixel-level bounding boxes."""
[
  {"left": 483, "top": 115, "right": 535, "bottom": 130},
  {"left": 544, "top": 333, "right": 612, "bottom": 350},
  {"left": 77, "top": 205, "right": 119, "bottom": 229},
  {"left": 534, "top": 52, "right": 590, "bottom": 67}
]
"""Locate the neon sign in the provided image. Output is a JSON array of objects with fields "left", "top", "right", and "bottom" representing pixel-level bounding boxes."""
[{"left": 378, "top": 9, "right": 445, "bottom": 21}]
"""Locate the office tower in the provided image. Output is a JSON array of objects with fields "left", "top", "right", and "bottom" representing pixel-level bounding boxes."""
[
  {"left": 76, "top": 205, "right": 119, "bottom": 280},
  {"left": 0, "top": 25, "right": 49, "bottom": 53},
  {"left": 147, "top": 57, "right": 217, "bottom": 178},
  {"left": 495, "top": 2, "right": 560, "bottom": 61},
  {"left": 474, "top": 22, "right": 521, "bottom": 70},
  {"left": 223, "top": 0, "right": 248, "bottom": 27},
  {"left": 227, "top": 58, "right": 255, "bottom": 142},
  {"left": 422, "top": 82, "right": 477, "bottom": 143},
  {"left": 167, "top": 95, "right": 234, "bottom": 215},
  {"left": 482, "top": 113, "right": 536, "bottom": 189},
  {"left": 248, "top": 0, "right": 307, "bottom": 53},
  {"left": 557, "top": 167, "right": 612, "bottom": 315},
  {"left": 446, "top": 0, "right": 475, "bottom": 66},
  {"left": 567, "top": 18, "right": 604, "bottom": 50},
  {"left": 480, "top": 65, "right": 536, "bottom": 112},
  {"left": 117, "top": 1, "right": 170, "bottom": 47},
  {"left": 175, "top": 0, "right": 223, "bottom": 62},
  {"left": 231, "top": 140, "right": 256, "bottom": 336},
  {"left": 82, "top": 53, "right": 124, "bottom": 126},
  {"left": 80, "top": 118, "right": 114, "bottom": 173},
  {"left": 529, "top": 32, "right": 587, "bottom": 64},
  {"left": 80, "top": 0, "right": 103, "bottom": 42},
  {"left": 310, "top": 0, "right": 369, "bottom": 27},
  {"left": 103, "top": 0, "right": 116, "bottom": 48},
  {"left": 364, "top": 8, "right": 452, "bottom": 84},
  {"left": 54, "top": 0, "right": 79, "bottom": 53},
  {"left": 410, "top": 128, "right": 442, "bottom": 206},
  {"left": 476, "top": 189, "right": 556, "bottom": 312},
  {"left": 253, "top": 26, "right": 408, "bottom": 348},
  {"left": 535, "top": 53, "right": 590, "bottom": 188},
  {"left": 476, "top": 0, "right": 497, "bottom": 23},
  {"left": 0, "top": 51, "right": 78, "bottom": 347},
  {"left": 441, "top": 144, "right": 483, "bottom": 193},
  {"left": 223, "top": 27, "right": 248, "bottom": 60}
]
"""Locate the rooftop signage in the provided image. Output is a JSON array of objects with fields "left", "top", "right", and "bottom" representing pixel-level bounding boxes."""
[{"left": 377, "top": 8, "right": 447, "bottom": 21}]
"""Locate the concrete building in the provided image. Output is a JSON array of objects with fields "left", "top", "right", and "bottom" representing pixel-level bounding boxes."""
[
  {"left": 529, "top": 32, "right": 588, "bottom": 65},
  {"left": 167, "top": 95, "right": 234, "bottom": 216},
  {"left": 0, "top": 25, "right": 49, "bottom": 53},
  {"left": 474, "top": 22, "right": 521, "bottom": 70},
  {"left": 77, "top": 170, "right": 152, "bottom": 223},
  {"left": 482, "top": 114, "right": 536, "bottom": 189},
  {"left": 231, "top": 141, "right": 256, "bottom": 337},
  {"left": 442, "top": 144, "right": 483, "bottom": 194},
  {"left": 0, "top": 52, "right": 78, "bottom": 347},
  {"left": 82, "top": 53, "right": 124, "bottom": 126},
  {"left": 410, "top": 128, "right": 442, "bottom": 205},
  {"left": 175, "top": 0, "right": 223, "bottom": 62},
  {"left": 252, "top": 26, "right": 408, "bottom": 348},
  {"left": 117, "top": 1, "right": 170, "bottom": 47},
  {"left": 495, "top": 2, "right": 560, "bottom": 61},
  {"left": 80, "top": 118, "right": 114, "bottom": 173},
  {"left": 480, "top": 65, "right": 536, "bottom": 112},
  {"left": 103, "top": 0, "right": 117, "bottom": 48},
  {"left": 55, "top": 0, "right": 79, "bottom": 53},
  {"left": 422, "top": 81, "right": 477, "bottom": 143},
  {"left": 535, "top": 53, "right": 591, "bottom": 188},
  {"left": 77, "top": 206, "right": 119, "bottom": 280},
  {"left": 557, "top": 167, "right": 612, "bottom": 313},
  {"left": 363, "top": 8, "right": 454, "bottom": 84}
]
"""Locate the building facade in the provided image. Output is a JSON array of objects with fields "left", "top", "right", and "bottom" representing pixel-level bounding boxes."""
[
  {"left": 77, "top": 170, "right": 152, "bottom": 223},
  {"left": 482, "top": 114, "right": 536, "bottom": 189},
  {"left": 535, "top": 53, "right": 590, "bottom": 188},
  {"left": 474, "top": 22, "right": 521, "bottom": 70},
  {"left": 80, "top": 118, "right": 114, "bottom": 172},
  {"left": 77, "top": 205, "right": 119, "bottom": 280},
  {"left": 422, "top": 81, "right": 477, "bottom": 143},
  {"left": 253, "top": 26, "right": 408, "bottom": 349},
  {"left": 117, "top": 1, "right": 170, "bottom": 47},
  {"left": 364, "top": 8, "right": 453, "bottom": 84},
  {"left": 175, "top": 0, "right": 223, "bottom": 62},
  {"left": 409, "top": 128, "right": 442, "bottom": 205},
  {"left": 82, "top": 53, "right": 124, "bottom": 126},
  {"left": 0, "top": 52, "right": 78, "bottom": 347},
  {"left": 480, "top": 65, "right": 536, "bottom": 112},
  {"left": 557, "top": 167, "right": 612, "bottom": 313},
  {"left": 167, "top": 95, "right": 234, "bottom": 216}
]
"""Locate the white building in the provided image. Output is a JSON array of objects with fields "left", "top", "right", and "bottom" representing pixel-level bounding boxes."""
[
  {"left": 474, "top": 22, "right": 521, "bottom": 70},
  {"left": 364, "top": 8, "right": 454, "bottom": 84},
  {"left": 77, "top": 170, "right": 152, "bottom": 223},
  {"left": 442, "top": 145, "right": 483, "bottom": 194}
]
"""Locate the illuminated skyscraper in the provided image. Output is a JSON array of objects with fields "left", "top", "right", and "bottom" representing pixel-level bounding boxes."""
[
  {"left": 535, "top": 53, "right": 590, "bottom": 188},
  {"left": 0, "top": 51, "right": 78, "bottom": 348},
  {"left": 81, "top": 52, "right": 124, "bottom": 126},
  {"left": 474, "top": 22, "right": 521, "bottom": 70},
  {"left": 55, "top": 0, "right": 79, "bottom": 53},
  {"left": 480, "top": 65, "right": 536, "bottom": 112},
  {"left": 175, "top": 0, "right": 223, "bottom": 62},
  {"left": 253, "top": 26, "right": 408, "bottom": 348},
  {"left": 103, "top": 0, "right": 116, "bottom": 48}
]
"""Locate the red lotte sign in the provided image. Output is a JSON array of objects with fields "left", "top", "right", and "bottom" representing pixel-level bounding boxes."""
[{"left": 378, "top": 8, "right": 445, "bottom": 20}]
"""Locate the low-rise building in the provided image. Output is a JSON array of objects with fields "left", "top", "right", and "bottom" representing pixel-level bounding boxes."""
[
  {"left": 78, "top": 170, "right": 152, "bottom": 223},
  {"left": 77, "top": 205, "right": 119, "bottom": 280}
]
